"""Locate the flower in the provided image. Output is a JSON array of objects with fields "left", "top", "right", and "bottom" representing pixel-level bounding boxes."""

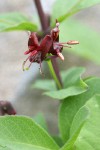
[
  {"left": 23, "top": 32, "right": 52, "bottom": 73},
  {"left": 0, "top": 101, "right": 16, "bottom": 115},
  {"left": 49, "top": 20, "right": 79, "bottom": 61},
  {"left": 23, "top": 20, "right": 79, "bottom": 73}
]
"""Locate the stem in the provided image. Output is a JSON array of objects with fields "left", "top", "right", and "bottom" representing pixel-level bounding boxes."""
[
  {"left": 34, "top": 0, "right": 48, "bottom": 31},
  {"left": 34, "top": 0, "right": 63, "bottom": 89},
  {"left": 51, "top": 58, "right": 63, "bottom": 87},
  {"left": 47, "top": 59, "right": 62, "bottom": 90}
]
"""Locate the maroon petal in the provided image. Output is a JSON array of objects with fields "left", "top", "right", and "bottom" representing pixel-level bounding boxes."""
[
  {"left": 51, "top": 21, "right": 59, "bottom": 42},
  {"left": 57, "top": 52, "right": 64, "bottom": 61},
  {"left": 39, "top": 35, "right": 52, "bottom": 61},
  {"left": 23, "top": 50, "right": 38, "bottom": 71},
  {"left": 30, "top": 50, "right": 38, "bottom": 57},
  {"left": 28, "top": 32, "right": 39, "bottom": 49},
  {"left": 24, "top": 50, "right": 31, "bottom": 55}
]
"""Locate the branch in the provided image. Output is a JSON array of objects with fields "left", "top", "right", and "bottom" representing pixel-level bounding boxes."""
[
  {"left": 33, "top": 0, "right": 63, "bottom": 88},
  {"left": 34, "top": 0, "right": 48, "bottom": 31}
]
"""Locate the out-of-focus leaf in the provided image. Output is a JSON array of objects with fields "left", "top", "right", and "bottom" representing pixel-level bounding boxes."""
[
  {"left": 0, "top": 12, "right": 38, "bottom": 32},
  {"left": 60, "top": 19, "right": 100, "bottom": 64},
  {"left": 33, "top": 113, "right": 48, "bottom": 131},
  {"left": 0, "top": 142, "right": 55, "bottom": 150},
  {"left": 33, "top": 79, "right": 56, "bottom": 91},
  {"left": 51, "top": 0, "right": 80, "bottom": 24},
  {"left": 61, "top": 67, "right": 85, "bottom": 88},
  {"left": 60, "top": 106, "right": 89, "bottom": 150},
  {"left": 0, "top": 116, "right": 59, "bottom": 150},
  {"left": 44, "top": 85, "right": 87, "bottom": 100},
  {"left": 52, "top": 136, "right": 63, "bottom": 147},
  {"left": 51, "top": 0, "right": 100, "bottom": 24},
  {"left": 59, "top": 77, "right": 100, "bottom": 142},
  {"left": 75, "top": 95, "right": 100, "bottom": 150},
  {"left": 33, "top": 67, "right": 87, "bottom": 100}
]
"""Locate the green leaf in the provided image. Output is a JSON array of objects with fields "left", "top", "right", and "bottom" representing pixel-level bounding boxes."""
[
  {"left": 75, "top": 0, "right": 100, "bottom": 12},
  {"left": 33, "top": 113, "right": 48, "bottom": 131},
  {"left": 0, "top": 116, "right": 59, "bottom": 150},
  {"left": 39, "top": 67, "right": 88, "bottom": 100},
  {"left": 59, "top": 77, "right": 100, "bottom": 142},
  {"left": 60, "top": 19, "right": 100, "bottom": 64},
  {"left": 0, "top": 12, "right": 38, "bottom": 32},
  {"left": 51, "top": 0, "right": 100, "bottom": 24},
  {"left": 51, "top": 0, "right": 80, "bottom": 24},
  {"left": 61, "top": 67, "right": 85, "bottom": 88},
  {"left": 44, "top": 85, "right": 87, "bottom": 100},
  {"left": 60, "top": 106, "right": 89, "bottom": 150},
  {"left": 33, "top": 67, "right": 87, "bottom": 100},
  {"left": 52, "top": 136, "right": 63, "bottom": 147},
  {"left": 75, "top": 95, "right": 100, "bottom": 150},
  {"left": 33, "top": 79, "right": 56, "bottom": 91},
  {"left": 0, "top": 141, "right": 55, "bottom": 150}
]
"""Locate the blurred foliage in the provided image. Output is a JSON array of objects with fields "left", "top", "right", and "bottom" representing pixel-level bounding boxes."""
[
  {"left": 33, "top": 67, "right": 88, "bottom": 100},
  {"left": 60, "top": 19, "right": 100, "bottom": 64},
  {"left": 0, "top": 12, "right": 38, "bottom": 31},
  {"left": 75, "top": 95, "right": 100, "bottom": 149},
  {"left": 59, "top": 76, "right": 100, "bottom": 142},
  {"left": 33, "top": 113, "right": 48, "bottom": 131},
  {"left": 51, "top": 0, "right": 100, "bottom": 24}
]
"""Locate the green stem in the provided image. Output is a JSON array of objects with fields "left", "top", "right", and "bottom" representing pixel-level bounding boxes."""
[
  {"left": 47, "top": 59, "right": 62, "bottom": 90},
  {"left": 34, "top": 0, "right": 63, "bottom": 89}
]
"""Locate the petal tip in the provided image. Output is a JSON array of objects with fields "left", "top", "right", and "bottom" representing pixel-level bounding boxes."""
[{"left": 57, "top": 52, "right": 64, "bottom": 61}]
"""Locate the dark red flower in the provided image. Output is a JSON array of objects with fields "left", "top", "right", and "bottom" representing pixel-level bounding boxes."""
[
  {"left": 0, "top": 101, "right": 16, "bottom": 115},
  {"left": 23, "top": 32, "right": 52, "bottom": 73},
  {"left": 23, "top": 20, "right": 79, "bottom": 73},
  {"left": 49, "top": 20, "right": 79, "bottom": 60}
]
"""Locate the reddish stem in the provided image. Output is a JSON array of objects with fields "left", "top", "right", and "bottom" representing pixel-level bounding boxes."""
[
  {"left": 34, "top": 0, "right": 63, "bottom": 87},
  {"left": 34, "top": 0, "right": 48, "bottom": 31}
]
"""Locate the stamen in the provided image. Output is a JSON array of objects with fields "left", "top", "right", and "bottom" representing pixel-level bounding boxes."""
[
  {"left": 22, "top": 56, "right": 30, "bottom": 71},
  {"left": 23, "top": 61, "right": 33, "bottom": 71},
  {"left": 56, "top": 22, "right": 60, "bottom": 28},
  {"left": 58, "top": 44, "right": 71, "bottom": 48},
  {"left": 56, "top": 19, "right": 60, "bottom": 27},
  {"left": 57, "top": 52, "right": 64, "bottom": 61},
  {"left": 24, "top": 67, "right": 29, "bottom": 71},
  {"left": 54, "top": 43, "right": 71, "bottom": 48},
  {"left": 26, "top": 31, "right": 31, "bottom": 36},
  {"left": 39, "top": 61, "right": 45, "bottom": 77},
  {"left": 57, "top": 42, "right": 68, "bottom": 44},
  {"left": 67, "top": 40, "right": 79, "bottom": 45},
  {"left": 27, "top": 31, "right": 31, "bottom": 35},
  {"left": 63, "top": 45, "right": 71, "bottom": 48},
  {"left": 28, "top": 62, "right": 32, "bottom": 69}
]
